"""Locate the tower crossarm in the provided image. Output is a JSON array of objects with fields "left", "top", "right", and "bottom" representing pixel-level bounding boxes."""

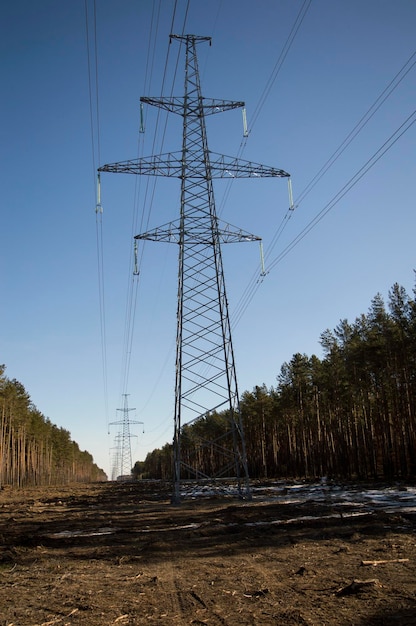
[
  {"left": 135, "top": 219, "right": 262, "bottom": 244},
  {"left": 98, "top": 152, "right": 183, "bottom": 177},
  {"left": 209, "top": 153, "right": 290, "bottom": 178},
  {"left": 170, "top": 33, "right": 211, "bottom": 44},
  {"left": 109, "top": 419, "right": 143, "bottom": 427},
  {"left": 141, "top": 96, "right": 245, "bottom": 116},
  {"left": 98, "top": 151, "right": 289, "bottom": 179}
]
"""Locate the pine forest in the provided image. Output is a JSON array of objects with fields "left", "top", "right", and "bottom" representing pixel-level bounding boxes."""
[
  {"left": 2, "top": 281, "right": 416, "bottom": 488},
  {"left": 137, "top": 282, "right": 416, "bottom": 482},
  {"left": 0, "top": 366, "right": 107, "bottom": 487}
]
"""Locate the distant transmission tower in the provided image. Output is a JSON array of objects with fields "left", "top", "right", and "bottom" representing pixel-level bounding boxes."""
[
  {"left": 109, "top": 394, "right": 143, "bottom": 479},
  {"left": 110, "top": 433, "right": 122, "bottom": 481},
  {"left": 99, "top": 35, "right": 289, "bottom": 502}
]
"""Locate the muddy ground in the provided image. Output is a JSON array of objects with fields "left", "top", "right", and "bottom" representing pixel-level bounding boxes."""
[{"left": 0, "top": 480, "right": 415, "bottom": 625}]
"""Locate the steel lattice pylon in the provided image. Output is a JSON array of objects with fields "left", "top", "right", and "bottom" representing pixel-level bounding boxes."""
[
  {"left": 109, "top": 394, "right": 143, "bottom": 480},
  {"left": 99, "top": 34, "right": 289, "bottom": 502},
  {"left": 110, "top": 433, "right": 122, "bottom": 482}
]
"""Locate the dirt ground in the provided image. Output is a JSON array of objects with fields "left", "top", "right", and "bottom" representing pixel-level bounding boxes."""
[{"left": 0, "top": 480, "right": 415, "bottom": 626}]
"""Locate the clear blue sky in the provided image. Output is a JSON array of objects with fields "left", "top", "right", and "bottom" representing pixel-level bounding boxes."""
[{"left": 1, "top": 1, "right": 415, "bottom": 477}]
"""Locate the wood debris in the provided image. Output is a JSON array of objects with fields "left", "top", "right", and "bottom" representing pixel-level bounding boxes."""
[
  {"left": 361, "top": 558, "right": 409, "bottom": 566},
  {"left": 243, "top": 588, "right": 269, "bottom": 598},
  {"left": 336, "top": 579, "right": 380, "bottom": 596}
]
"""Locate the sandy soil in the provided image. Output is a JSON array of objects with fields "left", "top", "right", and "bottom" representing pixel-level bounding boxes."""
[{"left": 0, "top": 480, "right": 415, "bottom": 625}]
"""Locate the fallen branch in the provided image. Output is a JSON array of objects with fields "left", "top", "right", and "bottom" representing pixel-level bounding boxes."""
[
  {"left": 361, "top": 558, "right": 409, "bottom": 566},
  {"left": 40, "top": 609, "right": 79, "bottom": 626},
  {"left": 243, "top": 588, "right": 269, "bottom": 598},
  {"left": 336, "top": 579, "right": 380, "bottom": 596}
]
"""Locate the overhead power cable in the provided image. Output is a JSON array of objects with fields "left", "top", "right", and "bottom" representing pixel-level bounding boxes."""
[
  {"left": 119, "top": 0, "right": 163, "bottom": 400},
  {"left": 267, "top": 108, "right": 416, "bottom": 273},
  {"left": 295, "top": 49, "right": 416, "bottom": 206},
  {"left": 118, "top": 0, "right": 190, "bottom": 401},
  {"left": 217, "top": 0, "right": 311, "bottom": 219},
  {"left": 209, "top": 1, "right": 313, "bottom": 326},
  {"left": 249, "top": 0, "right": 312, "bottom": 133},
  {"left": 231, "top": 108, "right": 416, "bottom": 328},
  {"left": 84, "top": 0, "right": 109, "bottom": 431},
  {"left": 232, "top": 49, "right": 416, "bottom": 328}
]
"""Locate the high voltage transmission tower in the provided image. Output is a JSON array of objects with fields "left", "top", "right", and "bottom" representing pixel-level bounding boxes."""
[
  {"left": 110, "top": 433, "right": 122, "bottom": 482},
  {"left": 99, "top": 34, "right": 289, "bottom": 503},
  {"left": 109, "top": 394, "right": 143, "bottom": 480}
]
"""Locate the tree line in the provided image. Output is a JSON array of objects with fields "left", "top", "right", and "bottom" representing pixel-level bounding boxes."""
[
  {"left": 134, "top": 282, "right": 416, "bottom": 481},
  {"left": 0, "top": 366, "right": 106, "bottom": 487}
]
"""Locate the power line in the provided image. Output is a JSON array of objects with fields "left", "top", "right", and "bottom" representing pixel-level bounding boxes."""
[
  {"left": 84, "top": 0, "right": 98, "bottom": 175},
  {"left": 230, "top": 110, "right": 416, "bottom": 328},
  {"left": 217, "top": 0, "right": 311, "bottom": 229},
  {"left": 216, "top": 1, "right": 313, "bottom": 327},
  {"left": 119, "top": 0, "right": 167, "bottom": 399},
  {"left": 249, "top": 0, "right": 312, "bottom": 133},
  {"left": 295, "top": 49, "right": 416, "bottom": 206},
  {"left": 84, "top": 0, "right": 109, "bottom": 434},
  {"left": 266, "top": 108, "right": 416, "bottom": 274},
  {"left": 231, "top": 50, "right": 416, "bottom": 328},
  {"left": 92, "top": 0, "right": 101, "bottom": 165},
  {"left": 212, "top": 1, "right": 312, "bottom": 329},
  {"left": 119, "top": 0, "right": 191, "bottom": 402}
]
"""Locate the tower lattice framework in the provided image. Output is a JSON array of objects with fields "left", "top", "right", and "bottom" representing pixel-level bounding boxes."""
[
  {"left": 109, "top": 394, "right": 143, "bottom": 480},
  {"left": 99, "top": 34, "right": 289, "bottom": 502}
]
